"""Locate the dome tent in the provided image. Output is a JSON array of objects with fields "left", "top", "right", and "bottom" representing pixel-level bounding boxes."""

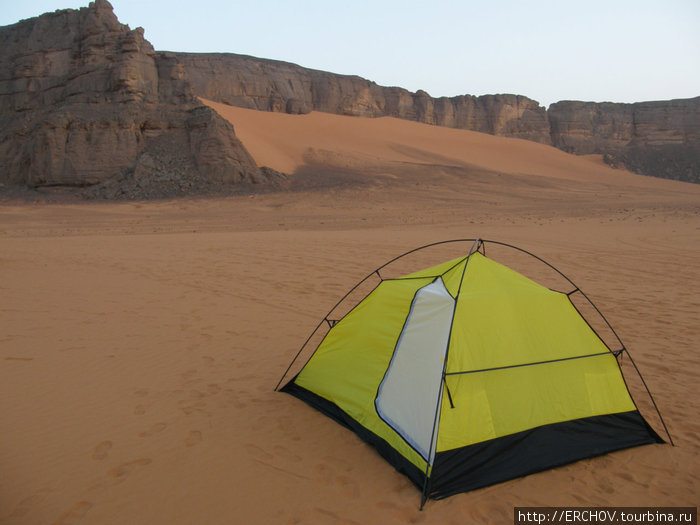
[{"left": 276, "top": 239, "right": 668, "bottom": 508}]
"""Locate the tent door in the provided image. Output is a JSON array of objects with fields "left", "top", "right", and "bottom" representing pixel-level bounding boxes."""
[{"left": 375, "top": 278, "right": 455, "bottom": 463}]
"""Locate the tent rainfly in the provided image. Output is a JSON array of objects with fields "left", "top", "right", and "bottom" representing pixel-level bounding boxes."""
[{"left": 276, "top": 239, "right": 669, "bottom": 508}]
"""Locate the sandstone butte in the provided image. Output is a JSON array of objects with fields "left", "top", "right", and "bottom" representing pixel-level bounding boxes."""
[
  {"left": 0, "top": 0, "right": 276, "bottom": 199},
  {"left": 0, "top": 0, "right": 698, "bottom": 198}
]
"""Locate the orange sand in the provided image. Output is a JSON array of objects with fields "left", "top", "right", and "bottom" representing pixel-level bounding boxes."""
[
  {"left": 201, "top": 98, "right": 667, "bottom": 187},
  {"left": 1, "top": 104, "right": 699, "bottom": 524}
]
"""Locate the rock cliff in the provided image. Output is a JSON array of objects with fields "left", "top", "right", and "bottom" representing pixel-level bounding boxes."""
[
  {"left": 548, "top": 98, "right": 700, "bottom": 183},
  {"left": 0, "top": 0, "right": 270, "bottom": 197},
  {"left": 1, "top": 1, "right": 697, "bottom": 194},
  {"left": 172, "top": 52, "right": 551, "bottom": 145},
  {"left": 174, "top": 50, "right": 698, "bottom": 183}
]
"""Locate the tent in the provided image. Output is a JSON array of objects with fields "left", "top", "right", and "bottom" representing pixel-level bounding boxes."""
[{"left": 276, "top": 239, "right": 668, "bottom": 507}]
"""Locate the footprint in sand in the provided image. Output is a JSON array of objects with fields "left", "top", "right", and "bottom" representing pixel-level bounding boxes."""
[
  {"left": 184, "top": 430, "right": 202, "bottom": 447},
  {"left": 108, "top": 458, "right": 152, "bottom": 481},
  {"left": 244, "top": 443, "right": 274, "bottom": 461},
  {"left": 325, "top": 455, "right": 351, "bottom": 472},
  {"left": 189, "top": 389, "right": 206, "bottom": 399},
  {"left": 133, "top": 404, "right": 147, "bottom": 416},
  {"left": 334, "top": 475, "right": 360, "bottom": 499},
  {"left": 375, "top": 500, "right": 400, "bottom": 511},
  {"left": 90, "top": 458, "right": 152, "bottom": 490},
  {"left": 181, "top": 369, "right": 198, "bottom": 380},
  {"left": 6, "top": 488, "right": 52, "bottom": 519},
  {"left": 273, "top": 445, "right": 301, "bottom": 463},
  {"left": 313, "top": 463, "right": 334, "bottom": 483},
  {"left": 91, "top": 441, "right": 112, "bottom": 460},
  {"left": 51, "top": 501, "right": 93, "bottom": 525},
  {"left": 139, "top": 423, "right": 167, "bottom": 438},
  {"left": 312, "top": 508, "right": 350, "bottom": 523},
  {"left": 178, "top": 399, "right": 207, "bottom": 415}
]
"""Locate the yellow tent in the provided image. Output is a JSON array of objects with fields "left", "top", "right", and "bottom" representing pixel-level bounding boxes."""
[{"left": 278, "top": 240, "right": 666, "bottom": 506}]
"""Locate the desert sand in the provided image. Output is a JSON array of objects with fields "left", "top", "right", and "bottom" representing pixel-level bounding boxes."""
[{"left": 1, "top": 104, "right": 699, "bottom": 524}]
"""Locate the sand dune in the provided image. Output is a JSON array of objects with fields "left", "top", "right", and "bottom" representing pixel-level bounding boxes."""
[
  {"left": 202, "top": 98, "right": 668, "bottom": 188},
  {"left": 1, "top": 105, "right": 699, "bottom": 524}
]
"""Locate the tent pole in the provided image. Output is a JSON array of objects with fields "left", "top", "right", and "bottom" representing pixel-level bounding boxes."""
[
  {"left": 274, "top": 320, "right": 325, "bottom": 391},
  {"left": 624, "top": 350, "right": 675, "bottom": 446},
  {"left": 273, "top": 269, "right": 385, "bottom": 391},
  {"left": 276, "top": 239, "right": 480, "bottom": 391},
  {"left": 419, "top": 239, "right": 480, "bottom": 508}
]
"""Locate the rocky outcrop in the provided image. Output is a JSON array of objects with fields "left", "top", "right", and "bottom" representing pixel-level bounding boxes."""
[
  {"left": 2, "top": 1, "right": 697, "bottom": 193},
  {"left": 172, "top": 51, "right": 699, "bottom": 183},
  {"left": 0, "top": 0, "right": 270, "bottom": 197},
  {"left": 548, "top": 98, "right": 700, "bottom": 183},
  {"left": 172, "top": 52, "right": 551, "bottom": 144}
]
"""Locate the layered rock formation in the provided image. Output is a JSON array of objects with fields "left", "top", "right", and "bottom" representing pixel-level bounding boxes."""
[
  {"left": 172, "top": 52, "right": 699, "bottom": 183},
  {"left": 174, "top": 50, "right": 698, "bottom": 183},
  {"left": 0, "top": 0, "right": 271, "bottom": 197},
  {"left": 172, "top": 52, "right": 551, "bottom": 144},
  {"left": 549, "top": 98, "right": 700, "bottom": 183},
  {"left": 1, "top": 1, "right": 697, "bottom": 195}
]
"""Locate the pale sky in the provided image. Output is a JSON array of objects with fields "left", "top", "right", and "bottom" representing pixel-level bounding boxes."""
[{"left": 2, "top": 0, "right": 699, "bottom": 108}]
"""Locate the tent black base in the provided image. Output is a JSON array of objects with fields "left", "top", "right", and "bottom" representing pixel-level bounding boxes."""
[
  {"left": 430, "top": 410, "right": 664, "bottom": 499},
  {"left": 282, "top": 381, "right": 663, "bottom": 501}
]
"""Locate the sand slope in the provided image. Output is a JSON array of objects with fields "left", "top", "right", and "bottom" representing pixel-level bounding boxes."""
[
  {"left": 202, "top": 98, "right": 668, "bottom": 188},
  {"left": 1, "top": 105, "right": 699, "bottom": 524}
]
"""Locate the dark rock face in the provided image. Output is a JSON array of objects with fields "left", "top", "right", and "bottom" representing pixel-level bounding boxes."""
[
  {"left": 549, "top": 98, "right": 700, "bottom": 183},
  {"left": 0, "top": 0, "right": 267, "bottom": 196},
  {"left": 172, "top": 52, "right": 551, "bottom": 144},
  {"left": 548, "top": 101, "right": 636, "bottom": 155}
]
